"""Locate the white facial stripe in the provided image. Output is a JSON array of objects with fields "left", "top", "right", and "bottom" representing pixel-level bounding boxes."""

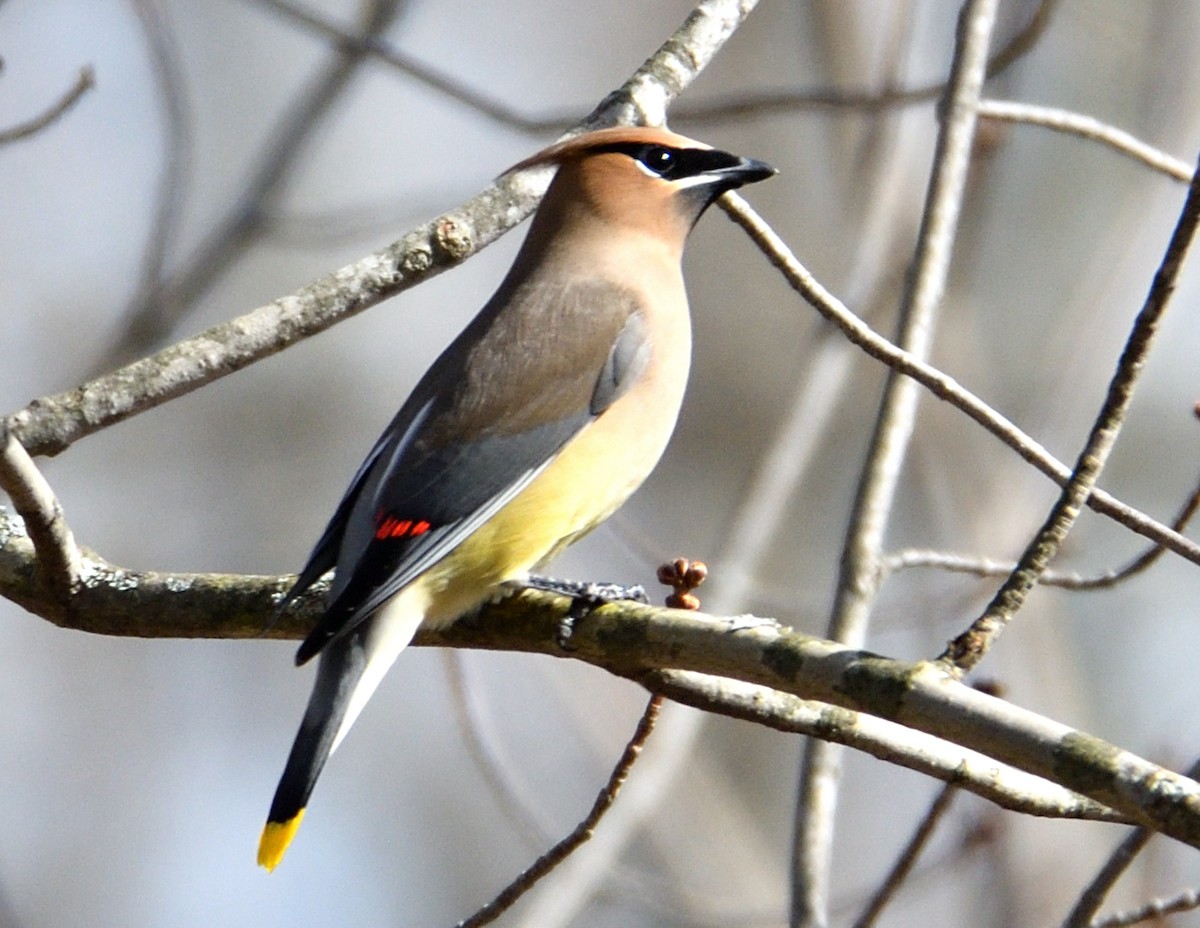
[
  {"left": 631, "top": 154, "right": 726, "bottom": 189},
  {"left": 671, "top": 171, "right": 726, "bottom": 190}
]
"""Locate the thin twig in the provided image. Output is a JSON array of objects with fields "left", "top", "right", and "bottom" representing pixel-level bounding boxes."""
[
  {"left": 0, "top": 422, "right": 81, "bottom": 603},
  {"left": 126, "top": 0, "right": 194, "bottom": 356},
  {"left": 850, "top": 782, "right": 958, "bottom": 928},
  {"left": 706, "top": 1, "right": 916, "bottom": 619},
  {"left": 831, "top": 816, "right": 996, "bottom": 921},
  {"left": 831, "top": 0, "right": 995, "bottom": 674},
  {"left": 1091, "top": 888, "right": 1200, "bottom": 928},
  {"left": 456, "top": 695, "right": 664, "bottom": 928},
  {"left": 516, "top": 567, "right": 712, "bottom": 928},
  {"left": 444, "top": 651, "right": 549, "bottom": 850},
  {"left": 1061, "top": 828, "right": 1156, "bottom": 928},
  {"left": 251, "top": 0, "right": 1061, "bottom": 130},
  {"left": 794, "top": 2, "right": 999, "bottom": 923},
  {"left": 940, "top": 147, "right": 1200, "bottom": 674},
  {"left": 886, "top": 472, "right": 1200, "bottom": 589},
  {"left": 715, "top": 195, "right": 1200, "bottom": 569},
  {"left": 979, "top": 99, "right": 1193, "bottom": 182},
  {"left": 96, "top": 0, "right": 407, "bottom": 366},
  {"left": 253, "top": 0, "right": 568, "bottom": 135},
  {"left": 0, "top": 65, "right": 95, "bottom": 144},
  {"left": 1060, "top": 756, "right": 1200, "bottom": 928}
]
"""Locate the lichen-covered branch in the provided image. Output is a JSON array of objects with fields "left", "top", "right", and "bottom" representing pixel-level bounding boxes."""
[
  {"left": 640, "top": 669, "right": 1125, "bottom": 825},
  {"left": 0, "top": 425, "right": 81, "bottom": 605},
  {"left": 436, "top": 594, "right": 1200, "bottom": 852},
  {"left": 1, "top": 511, "right": 1195, "bottom": 851}
]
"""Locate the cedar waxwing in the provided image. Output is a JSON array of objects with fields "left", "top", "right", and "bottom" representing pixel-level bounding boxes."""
[{"left": 258, "top": 126, "right": 774, "bottom": 870}]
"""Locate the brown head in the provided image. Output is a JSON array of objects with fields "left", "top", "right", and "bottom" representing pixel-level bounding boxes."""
[{"left": 506, "top": 126, "right": 775, "bottom": 261}]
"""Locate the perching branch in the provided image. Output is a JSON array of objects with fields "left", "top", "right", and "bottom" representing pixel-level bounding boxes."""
[
  {"left": 2, "top": 521, "right": 1196, "bottom": 852},
  {"left": 0, "top": 506, "right": 1126, "bottom": 828}
]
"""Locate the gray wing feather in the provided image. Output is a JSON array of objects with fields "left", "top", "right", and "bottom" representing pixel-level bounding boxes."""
[{"left": 289, "top": 285, "right": 650, "bottom": 664}]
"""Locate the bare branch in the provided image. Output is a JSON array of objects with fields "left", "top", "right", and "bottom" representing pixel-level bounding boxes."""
[
  {"left": 885, "top": 474, "right": 1200, "bottom": 588},
  {"left": 542, "top": 625, "right": 1200, "bottom": 848},
  {"left": 1091, "top": 889, "right": 1200, "bottom": 928},
  {"left": 258, "top": 0, "right": 903, "bottom": 136},
  {"left": 716, "top": 195, "right": 1200, "bottom": 568},
  {"left": 887, "top": 471, "right": 1200, "bottom": 589},
  {"left": 9, "top": 188, "right": 539, "bottom": 458},
  {"left": 252, "top": 0, "right": 568, "bottom": 134},
  {"left": 704, "top": 24, "right": 915, "bottom": 617},
  {"left": 850, "top": 783, "right": 958, "bottom": 928},
  {"left": 124, "top": 0, "right": 194, "bottom": 357},
  {"left": 456, "top": 695, "right": 663, "bottom": 928},
  {"left": 644, "top": 670, "right": 1125, "bottom": 824},
  {"left": 678, "top": 0, "right": 1058, "bottom": 122},
  {"left": 98, "top": 0, "right": 408, "bottom": 365},
  {"left": 979, "top": 99, "right": 1193, "bottom": 182},
  {"left": 0, "top": 423, "right": 81, "bottom": 604},
  {"left": 434, "top": 596, "right": 1200, "bottom": 852},
  {"left": 254, "top": 0, "right": 1061, "bottom": 130},
  {"left": 1061, "top": 828, "right": 1156, "bottom": 928},
  {"left": 0, "top": 65, "right": 95, "bottom": 144},
  {"left": 1, "top": 528, "right": 1193, "bottom": 852},
  {"left": 831, "top": 0, "right": 996, "bottom": 656},
  {"left": 1061, "top": 755, "right": 1200, "bottom": 928},
  {"left": 941, "top": 147, "right": 1200, "bottom": 673},
  {"left": 797, "top": 1, "right": 1001, "bottom": 921}
]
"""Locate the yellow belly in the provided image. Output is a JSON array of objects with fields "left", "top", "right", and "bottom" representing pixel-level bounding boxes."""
[{"left": 418, "top": 379, "right": 682, "bottom": 628}]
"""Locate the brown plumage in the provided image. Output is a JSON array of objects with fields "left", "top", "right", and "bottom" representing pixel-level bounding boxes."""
[{"left": 258, "top": 126, "right": 775, "bottom": 870}]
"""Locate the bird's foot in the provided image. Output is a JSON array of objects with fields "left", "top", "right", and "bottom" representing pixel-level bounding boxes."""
[
  {"left": 523, "top": 575, "right": 649, "bottom": 604},
  {"left": 522, "top": 576, "right": 649, "bottom": 650}
]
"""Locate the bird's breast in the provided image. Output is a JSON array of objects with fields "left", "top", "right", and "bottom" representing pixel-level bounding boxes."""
[{"left": 419, "top": 300, "right": 691, "bottom": 627}]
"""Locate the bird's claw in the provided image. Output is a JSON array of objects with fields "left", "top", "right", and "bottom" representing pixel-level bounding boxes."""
[{"left": 522, "top": 576, "right": 648, "bottom": 650}]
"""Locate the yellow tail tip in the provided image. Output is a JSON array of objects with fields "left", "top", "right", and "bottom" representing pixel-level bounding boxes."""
[{"left": 257, "top": 810, "right": 306, "bottom": 871}]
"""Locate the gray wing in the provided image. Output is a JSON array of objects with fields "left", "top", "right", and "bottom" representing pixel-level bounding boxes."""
[{"left": 289, "top": 284, "right": 648, "bottom": 665}]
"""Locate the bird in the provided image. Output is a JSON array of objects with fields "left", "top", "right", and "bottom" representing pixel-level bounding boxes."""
[{"left": 257, "top": 125, "right": 775, "bottom": 870}]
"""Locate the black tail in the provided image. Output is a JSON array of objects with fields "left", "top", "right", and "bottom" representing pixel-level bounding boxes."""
[{"left": 258, "top": 633, "right": 368, "bottom": 870}]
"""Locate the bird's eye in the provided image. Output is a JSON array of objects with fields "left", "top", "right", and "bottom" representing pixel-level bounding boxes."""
[{"left": 638, "top": 146, "right": 677, "bottom": 177}]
